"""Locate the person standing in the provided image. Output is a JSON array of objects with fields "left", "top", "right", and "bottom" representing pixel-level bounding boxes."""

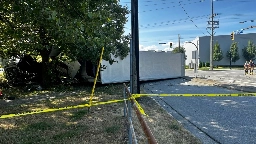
[
  {"left": 249, "top": 59, "right": 255, "bottom": 75},
  {"left": 244, "top": 61, "right": 249, "bottom": 75}
]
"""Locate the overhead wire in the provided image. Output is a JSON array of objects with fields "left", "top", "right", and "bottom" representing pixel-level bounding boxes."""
[
  {"left": 178, "top": 0, "right": 207, "bottom": 36},
  {"left": 140, "top": 14, "right": 210, "bottom": 29},
  {"left": 239, "top": 19, "right": 256, "bottom": 23},
  {"left": 123, "top": 0, "right": 256, "bottom": 45},
  {"left": 140, "top": 0, "right": 205, "bottom": 13},
  {"left": 122, "top": 0, "right": 205, "bottom": 13},
  {"left": 233, "top": 26, "right": 256, "bottom": 34}
]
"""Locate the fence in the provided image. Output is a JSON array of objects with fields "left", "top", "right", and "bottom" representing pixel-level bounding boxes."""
[{"left": 123, "top": 83, "right": 157, "bottom": 144}]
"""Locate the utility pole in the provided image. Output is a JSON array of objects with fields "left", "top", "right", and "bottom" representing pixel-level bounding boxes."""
[
  {"left": 131, "top": 0, "right": 140, "bottom": 94},
  {"left": 196, "top": 40, "right": 199, "bottom": 72},
  {"left": 178, "top": 34, "right": 180, "bottom": 51},
  {"left": 210, "top": 0, "right": 213, "bottom": 70},
  {"left": 207, "top": 0, "right": 219, "bottom": 70}
]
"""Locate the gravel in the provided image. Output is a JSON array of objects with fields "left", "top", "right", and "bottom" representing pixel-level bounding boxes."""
[{"left": 142, "top": 78, "right": 256, "bottom": 144}]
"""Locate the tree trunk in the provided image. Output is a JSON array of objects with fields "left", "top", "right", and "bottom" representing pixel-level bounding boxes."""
[
  {"left": 39, "top": 26, "right": 51, "bottom": 87},
  {"left": 40, "top": 50, "right": 50, "bottom": 88}
]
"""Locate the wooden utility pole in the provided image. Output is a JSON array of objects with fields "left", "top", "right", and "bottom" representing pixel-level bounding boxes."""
[
  {"left": 131, "top": 0, "right": 140, "bottom": 94},
  {"left": 207, "top": 0, "right": 219, "bottom": 70}
]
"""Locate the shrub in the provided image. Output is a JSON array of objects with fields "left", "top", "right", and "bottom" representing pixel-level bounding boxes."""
[
  {"left": 205, "top": 62, "right": 210, "bottom": 67},
  {"left": 199, "top": 61, "right": 203, "bottom": 68}
]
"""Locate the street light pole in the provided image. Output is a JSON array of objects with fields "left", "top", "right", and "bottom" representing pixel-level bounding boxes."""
[
  {"left": 186, "top": 41, "right": 199, "bottom": 73},
  {"left": 197, "top": 40, "right": 199, "bottom": 70},
  {"left": 178, "top": 34, "right": 180, "bottom": 52}
]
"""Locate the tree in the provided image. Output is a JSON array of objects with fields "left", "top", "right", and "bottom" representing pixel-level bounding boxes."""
[
  {"left": 172, "top": 47, "right": 186, "bottom": 54},
  {"left": 172, "top": 47, "right": 187, "bottom": 60},
  {"left": 0, "top": 0, "right": 130, "bottom": 86},
  {"left": 242, "top": 40, "right": 256, "bottom": 61},
  {"left": 213, "top": 42, "right": 223, "bottom": 62},
  {"left": 226, "top": 41, "right": 240, "bottom": 63}
]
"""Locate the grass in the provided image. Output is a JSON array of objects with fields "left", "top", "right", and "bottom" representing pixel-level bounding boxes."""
[
  {"left": 24, "top": 122, "right": 53, "bottom": 131},
  {"left": 168, "top": 122, "right": 181, "bottom": 130},
  {"left": 0, "top": 77, "right": 201, "bottom": 144},
  {"left": 52, "top": 131, "right": 78, "bottom": 140},
  {"left": 197, "top": 66, "right": 244, "bottom": 71},
  {"left": 133, "top": 96, "right": 202, "bottom": 144},
  {"left": 70, "top": 110, "right": 88, "bottom": 120},
  {"left": 0, "top": 82, "right": 125, "bottom": 99},
  {"left": 105, "top": 125, "right": 120, "bottom": 134},
  {"left": 0, "top": 79, "right": 128, "bottom": 144}
]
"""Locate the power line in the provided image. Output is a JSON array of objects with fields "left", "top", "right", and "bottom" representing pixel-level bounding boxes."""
[
  {"left": 124, "top": 14, "right": 209, "bottom": 30},
  {"left": 140, "top": 15, "right": 209, "bottom": 29},
  {"left": 233, "top": 26, "right": 256, "bottom": 34},
  {"left": 138, "top": 13, "right": 250, "bottom": 29},
  {"left": 239, "top": 19, "right": 256, "bottom": 23},
  {"left": 121, "top": 0, "right": 205, "bottom": 13},
  {"left": 178, "top": 1, "right": 207, "bottom": 36},
  {"left": 140, "top": 0, "right": 205, "bottom": 13},
  {"left": 122, "top": 0, "right": 199, "bottom": 4},
  {"left": 140, "top": 36, "right": 198, "bottom": 43}
]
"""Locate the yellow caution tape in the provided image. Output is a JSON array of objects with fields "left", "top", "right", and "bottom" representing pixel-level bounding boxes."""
[
  {"left": 2, "top": 92, "right": 256, "bottom": 119},
  {"left": 0, "top": 98, "right": 128, "bottom": 119},
  {"left": 133, "top": 93, "right": 256, "bottom": 97},
  {"left": 90, "top": 47, "right": 104, "bottom": 106},
  {"left": 133, "top": 99, "right": 147, "bottom": 116},
  {"left": 130, "top": 96, "right": 147, "bottom": 116}
]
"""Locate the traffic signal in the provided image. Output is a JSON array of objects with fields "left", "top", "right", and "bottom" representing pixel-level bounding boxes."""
[
  {"left": 231, "top": 32, "right": 234, "bottom": 40},
  {"left": 170, "top": 43, "right": 172, "bottom": 48}
]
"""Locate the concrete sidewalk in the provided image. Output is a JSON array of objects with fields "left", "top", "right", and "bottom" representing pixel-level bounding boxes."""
[{"left": 185, "top": 69, "right": 256, "bottom": 93}]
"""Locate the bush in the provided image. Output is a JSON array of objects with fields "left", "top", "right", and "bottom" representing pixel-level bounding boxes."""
[
  {"left": 199, "top": 61, "right": 203, "bottom": 68},
  {"left": 0, "top": 73, "right": 9, "bottom": 88},
  {"left": 205, "top": 62, "right": 210, "bottom": 67}
]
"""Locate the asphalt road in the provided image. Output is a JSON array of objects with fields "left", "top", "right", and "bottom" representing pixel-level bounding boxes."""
[{"left": 142, "top": 70, "right": 256, "bottom": 144}]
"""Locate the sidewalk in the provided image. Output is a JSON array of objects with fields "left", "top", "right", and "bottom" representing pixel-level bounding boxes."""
[{"left": 185, "top": 69, "right": 256, "bottom": 93}]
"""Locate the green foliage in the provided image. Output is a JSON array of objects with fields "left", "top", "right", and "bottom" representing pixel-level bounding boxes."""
[
  {"left": 199, "top": 61, "right": 203, "bottom": 68},
  {"left": 0, "top": 0, "right": 130, "bottom": 85},
  {"left": 172, "top": 47, "right": 187, "bottom": 60},
  {"left": 205, "top": 62, "right": 210, "bottom": 67},
  {"left": 213, "top": 42, "right": 223, "bottom": 62},
  {"left": 172, "top": 47, "right": 186, "bottom": 54},
  {"left": 226, "top": 41, "right": 240, "bottom": 63},
  {"left": 0, "top": 0, "right": 130, "bottom": 62},
  {"left": 242, "top": 40, "right": 256, "bottom": 61},
  {"left": 168, "top": 122, "right": 180, "bottom": 130}
]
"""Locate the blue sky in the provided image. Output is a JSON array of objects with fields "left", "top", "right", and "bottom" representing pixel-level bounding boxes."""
[{"left": 120, "top": 0, "right": 256, "bottom": 51}]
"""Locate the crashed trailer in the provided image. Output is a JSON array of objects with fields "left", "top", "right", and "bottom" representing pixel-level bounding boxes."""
[{"left": 99, "top": 51, "right": 185, "bottom": 84}]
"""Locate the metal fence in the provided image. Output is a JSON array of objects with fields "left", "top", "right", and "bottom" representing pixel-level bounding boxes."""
[{"left": 123, "top": 83, "right": 157, "bottom": 144}]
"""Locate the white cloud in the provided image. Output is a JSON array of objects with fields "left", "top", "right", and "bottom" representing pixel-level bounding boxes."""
[
  {"left": 139, "top": 41, "right": 188, "bottom": 52},
  {"left": 139, "top": 44, "right": 159, "bottom": 51}
]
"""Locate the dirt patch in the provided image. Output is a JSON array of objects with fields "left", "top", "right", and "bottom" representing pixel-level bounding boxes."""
[
  {"left": 190, "top": 78, "right": 218, "bottom": 86},
  {"left": 133, "top": 96, "right": 202, "bottom": 144},
  {"left": 0, "top": 94, "right": 127, "bottom": 144},
  {"left": 0, "top": 84, "right": 202, "bottom": 144}
]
